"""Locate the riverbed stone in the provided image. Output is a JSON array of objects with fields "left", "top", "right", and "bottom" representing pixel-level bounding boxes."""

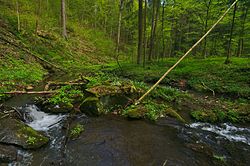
[
  {"left": 42, "top": 102, "right": 74, "bottom": 113},
  {"left": 0, "top": 117, "right": 49, "bottom": 149},
  {"left": 0, "top": 144, "right": 17, "bottom": 163}
]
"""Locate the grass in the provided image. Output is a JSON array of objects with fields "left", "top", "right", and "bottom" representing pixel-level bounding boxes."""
[{"left": 116, "top": 57, "right": 250, "bottom": 99}]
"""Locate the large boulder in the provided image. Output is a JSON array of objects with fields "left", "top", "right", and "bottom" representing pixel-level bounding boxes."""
[
  {"left": 0, "top": 117, "right": 49, "bottom": 149},
  {"left": 80, "top": 97, "right": 104, "bottom": 116},
  {"left": 80, "top": 84, "right": 141, "bottom": 116},
  {"left": 123, "top": 105, "right": 148, "bottom": 119}
]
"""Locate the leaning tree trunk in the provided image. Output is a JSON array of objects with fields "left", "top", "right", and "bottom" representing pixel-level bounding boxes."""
[
  {"left": 137, "top": 0, "right": 143, "bottom": 64},
  {"left": 225, "top": 2, "right": 237, "bottom": 64},
  {"left": 61, "top": 0, "right": 67, "bottom": 38}
]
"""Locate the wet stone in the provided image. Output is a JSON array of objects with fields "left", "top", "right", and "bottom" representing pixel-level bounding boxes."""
[
  {"left": 0, "top": 144, "right": 17, "bottom": 163},
  {"left": 0, "top": 117, "right": 49, "bottom": 149}
]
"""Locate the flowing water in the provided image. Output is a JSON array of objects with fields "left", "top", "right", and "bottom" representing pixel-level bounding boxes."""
[{"left": 6, "top": 104, "right": 250, "bottom": 166}]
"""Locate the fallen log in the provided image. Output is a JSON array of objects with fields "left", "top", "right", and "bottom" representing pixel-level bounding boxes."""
[
  {"left": 1, "top": 91, "right": 57, "bottom": 94},
  {"left": 44, "top": 82, "right": 87, "bottom": 91}
]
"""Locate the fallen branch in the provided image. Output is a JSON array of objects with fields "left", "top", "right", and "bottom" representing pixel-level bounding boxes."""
[
  {"left": 201, "top": 82, "right": 215, "bottom": 96},
  {"left": 1, "top": 91, "right": 57, "bottom": 94},
  {"left": 44, "top": 82, "right": 86, "bottom": 91}
]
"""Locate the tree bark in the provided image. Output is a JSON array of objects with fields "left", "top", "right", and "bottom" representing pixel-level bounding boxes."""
[
  {"left": 161, "top": 1, "right": 165, "bottom": 59},
  {"left": 237, "top": 7, "right": 248, "bottom": 57},
  {"left": 225, "top": 2, "right": 237, "bottom": 64},
  {"left": 35, "top": 0, "right": 42, "bottom": 34},
  {"left": 116, "top": 0, "right": 123, "bottom": 56},
  {"left": 202, "top": 0, "right": 212, "bottom": 58},
  {"left": 61, "top": 0, "right": 67, "bottom": 38},
  {"left": 148, "top": 0, "right": 160, "bottom": 61},
  {"left": 143, "top": 0, "right": 147, "bottom": 67},
  {"left": 137, "top": 0, "right": 143, "bottom": 64},
  {"left": 16, "top": 0, "right": 20, "bottom": 32}
]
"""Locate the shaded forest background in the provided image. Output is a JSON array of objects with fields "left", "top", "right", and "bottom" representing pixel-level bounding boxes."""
[{"left": 1, "top": 0, "right": 249, "bottom": 65}]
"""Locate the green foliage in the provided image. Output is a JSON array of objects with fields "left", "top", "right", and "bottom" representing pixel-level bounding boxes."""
[
  {"left": 144, "top": 102, "right": 161, "bottom": 121},
  {"left": 118, "top": 57, "right": 250, "bottom": 99},
  {"left": 26, "top": 136, "right": 37, "bottom": 145},
  {"left": 213, "top": 154, "right": 226, "bottom": 163},
  {"left": 70, "top": 124, "right": 84, "bottom": 139},
  {"left": 191, "top": 109, "right": 240, "bottom": 123},
  {"left": 48, "top": 85, "right": 84, "bottom": 106},
  {"left": 227, "top": 110, "right": 239, "bottom": 123}
]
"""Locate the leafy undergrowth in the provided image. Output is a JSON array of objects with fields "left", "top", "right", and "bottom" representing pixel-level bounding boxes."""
[
  {"left": 0, "top": 1, "right": 122, "bottom": 101},
  {"left": 115, "top": 57, "right": 250, "bottom": 99}
]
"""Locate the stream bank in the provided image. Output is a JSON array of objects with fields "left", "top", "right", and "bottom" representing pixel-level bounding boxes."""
[{"left": 0, "top": 66, "right": 249, "bottom": 165}]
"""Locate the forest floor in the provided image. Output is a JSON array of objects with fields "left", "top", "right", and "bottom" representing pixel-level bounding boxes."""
[{"left": 0, "top": 14, "right": 249, "bottom": 124}]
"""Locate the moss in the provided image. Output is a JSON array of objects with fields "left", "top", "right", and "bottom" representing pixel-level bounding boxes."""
[
  {"left": 69, "top": 124, "right": 85, "bottom": 139},
  {"left": 123, "top": 105, "right": 147, "bottom": 119},
  {"left": 18, "top": 125, "right": 49, "bottom": 148},
  {"left": 191, "top": 109, "right": 240, "bottom": 123},
  {"left": 80, "top": 97, "right": 104, "bottom": 116}
]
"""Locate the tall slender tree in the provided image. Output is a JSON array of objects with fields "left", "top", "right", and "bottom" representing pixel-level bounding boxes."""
[
  {"left": 16, "top": 0, "right": 20, "bottom": 32},
  {"left": 225, "top": 1, "right": 237, "bottom": 64},
  {"left": 237, "top": 6, "right": 248, "bottom": 57},
  {"left": 61, "top": 0, "right": 67, "bottom": 38},
  {"left": 137, "top": 0, "right": 143, "bottom": 64},
  {"left": 143, "top": 0, "right": 147, "bottom": 67},
  {"left": 202, "top": 0, "right": 212, "bottom": 58}
]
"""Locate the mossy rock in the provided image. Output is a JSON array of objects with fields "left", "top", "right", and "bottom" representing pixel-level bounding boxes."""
[
  {"left": 86, "top": 84, "right": 141, "bottom": 97},
  {"left": 68, "top": 123, "right": 85, "bottom": 140},
  {"left": 124, "top": 105, "right": 147, "bottom": 119},
  {"left": 80, "top": 97, "right": 104, "bottom": 116},
  {"left": 42, "top": 102, "right": 74, "bottom": 113},
  {"left": 0, "top": 118, "right": 49, "bottom": 149}
]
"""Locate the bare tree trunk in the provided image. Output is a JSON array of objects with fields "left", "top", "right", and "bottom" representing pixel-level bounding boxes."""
[
  {"left": 35, "top": 0, "right": 42, "bottom": 34},
  {"left": 202, "top": 0, "right": 212, "bottom": 58},
  {"left": 16, "top": 0, "right": 20, "bottom": 32},
  {"left": 61, "top": 0, "right": 67, "bottom": 38},
  {"left": 116, "top": 0, "right": 123, "bottom": 56},
  {"left": 148, "top": 0, "right": 160, "bottom": 61},
  {"left": 143, "top": 0, "right": 147, "bottom": 67},
  {"left": 161, "top": 1, "right": 165, "bottom": 59},
  {"left": 237, "top": 7, "right": 248, "bottom": 57},
  {"left": 148, "top": 0, "right": 156, "bottom": 61},
  {"left": 137, "top": 0, "right": 143, "bottom": 64},
  {"left": 225, "top": 2, "right": 237, "bottom": 64}
]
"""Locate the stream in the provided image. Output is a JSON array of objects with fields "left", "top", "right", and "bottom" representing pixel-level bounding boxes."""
[{"left": 4, "top": 102, "right": 250, "bottom": 166}]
